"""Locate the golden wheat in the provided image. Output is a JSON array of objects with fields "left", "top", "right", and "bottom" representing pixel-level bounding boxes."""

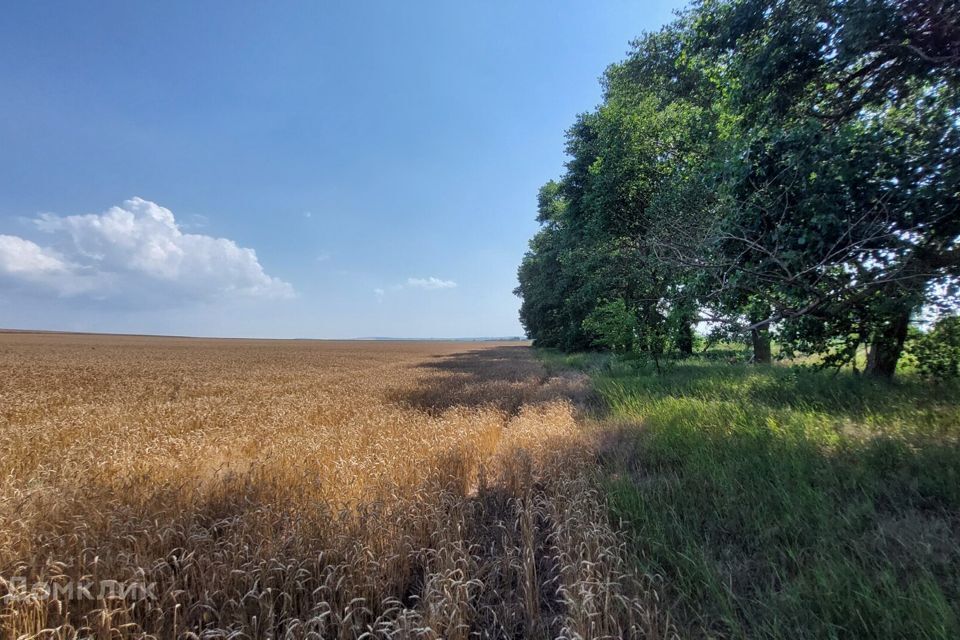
[{"left": 0, "top": 333, "right": 669, "bottom": 639}]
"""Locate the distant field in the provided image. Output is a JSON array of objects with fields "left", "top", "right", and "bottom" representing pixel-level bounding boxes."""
[{"left": 0, "top": 333, "right": 657, "bottom": 639}]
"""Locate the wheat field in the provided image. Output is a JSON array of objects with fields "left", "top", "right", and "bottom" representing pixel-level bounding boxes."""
[{"left": 0, "top": 332, "right": 666, "bottom": 639}]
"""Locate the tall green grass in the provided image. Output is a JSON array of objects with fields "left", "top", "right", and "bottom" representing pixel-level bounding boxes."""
[{"left": 587, "top": 359, "right": 960, "bottom": 638}]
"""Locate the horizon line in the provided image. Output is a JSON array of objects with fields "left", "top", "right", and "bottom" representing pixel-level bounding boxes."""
[{"left": 0, "top": 327, "right": 528, "bottom": 342}]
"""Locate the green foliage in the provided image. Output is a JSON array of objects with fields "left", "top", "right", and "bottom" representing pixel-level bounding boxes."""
[
  {"left": 910, "top": 316, "right": 960, "bottom": 381},
  {"left": 589, "top": 357, "right": 960, "bottom": 638},
  {"left": 582, "top": 299, "right": 637, "bottom": 354},
  {"left": 515, "top": 0, "right": 960, "bottom": 379},
  {"left": 534, "top": 347, "right": 612, "bottom": 376}
]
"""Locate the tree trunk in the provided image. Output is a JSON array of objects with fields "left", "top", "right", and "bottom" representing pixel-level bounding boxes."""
[
  {"left": 676, "top": 321, "right": 694, "bottom": 357},
  {"left": 751, "top": 326, "right": 772, "bottom": 364},
  {"left": 865, "top": 307, "right": 911, "bottom": 378}
]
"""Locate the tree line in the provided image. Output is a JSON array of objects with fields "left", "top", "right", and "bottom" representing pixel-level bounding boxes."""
[{"left": 515, "top": 0, "right": 959, "bottom": 378}]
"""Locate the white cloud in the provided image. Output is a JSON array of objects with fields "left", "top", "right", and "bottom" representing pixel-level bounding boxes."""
[
  {"left": 0, "top": 234, "right": 98, "bottom": 297},
  {"left": 373, "top": 276, "right": 457, "bottom": 299},
  {"left": 0, "top": 235, "right": 68, "bottom": 274},
  {"left": 0, "top": 197, "right": 293, "bottom": 304},
  {"left": 406, "top": 276, "right": 457, "bottom": 290}
]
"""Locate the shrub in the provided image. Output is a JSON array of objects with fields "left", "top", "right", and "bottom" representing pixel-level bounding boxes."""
[
  {"left": 909, "top": 316, "right": 960, "bottom": 381},
  {"left": 582, "top": 299, "right": 638, "bottom": 355}
]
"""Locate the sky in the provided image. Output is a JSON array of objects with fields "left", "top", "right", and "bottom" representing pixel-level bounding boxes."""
[{"left": 0, "top": 0, "right": 686, "bottom": 339}]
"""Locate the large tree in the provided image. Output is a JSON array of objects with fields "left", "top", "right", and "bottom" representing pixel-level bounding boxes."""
[
  {"left": 517, "top": 0, "right": 960, "bottom": 377},
  {"left": 708, "top": 0, "right": 959, "bottom": 376},
  {"left": 649, "top": 0, "right": 960, "bottom": 375},
  {"left": 517, "top": 20, "right": 715, "bottom": 356}
]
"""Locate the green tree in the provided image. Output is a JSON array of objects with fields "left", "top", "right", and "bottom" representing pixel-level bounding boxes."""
[
  {"left": 516, "top": 0, "right": 959, "bottom": 379},
  {"left": 663, "top": 0, "right": 960, "bottom": 376}
]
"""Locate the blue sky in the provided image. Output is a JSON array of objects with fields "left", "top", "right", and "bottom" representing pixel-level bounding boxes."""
[{"left": 0, "top": 1, "right": 685, "bottom": 338}]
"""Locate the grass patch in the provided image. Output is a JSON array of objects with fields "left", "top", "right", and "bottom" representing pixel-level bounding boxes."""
[
  {"left": 588, "top": 359, "right": 960, "bottom": 638},
  {"left": 536, "top": 347, "right": 612, "bottom": 374}
]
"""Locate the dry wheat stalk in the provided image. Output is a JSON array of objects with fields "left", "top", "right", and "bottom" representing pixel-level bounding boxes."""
[{"left": 0, "top": 333, "right": 672, "bottom": 639}]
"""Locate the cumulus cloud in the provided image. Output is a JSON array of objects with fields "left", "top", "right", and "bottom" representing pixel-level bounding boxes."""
[
  {"left": 0, "top": 197, "right": 293, "bottom": 304},
  {"left": 406, "top": 276, "right": 457, "bottom": 290},
  {"left": 0, "top": 234, "right": 98, "bottom": 297},
  {"left": 0, "top": 235, "right": 68, "bottom": 274}
]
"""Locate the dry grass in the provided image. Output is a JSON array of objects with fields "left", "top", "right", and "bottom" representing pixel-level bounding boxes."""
[{"left": 0, "top": 333, "right": 668, "bottom": 639}]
